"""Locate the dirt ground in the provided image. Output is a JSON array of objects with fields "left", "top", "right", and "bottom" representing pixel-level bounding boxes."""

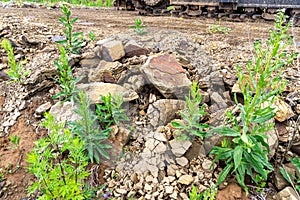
[{"left": 0, "top": 5, "right": 299, "bottom": 200}]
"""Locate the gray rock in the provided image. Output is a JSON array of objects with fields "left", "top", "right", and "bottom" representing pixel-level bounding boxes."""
[
  {"left": 76, "top": 82, "right": 138, "bottom": 104},
  {"left": 49, "top": 101, "right": 80, "bottom": 123},
  {"left": 275, "top": 187, "right": 299, "bottom": 200},
  {"left": 141, "top": 53, "right": 191, "bottom": 99},
  {"left": 202, "top": 159, "right": 214, "bottom": 172},
  {"left": 153, "top": 142, "right": 167, "bottom": 154},
  {"left": 169, "top": 139, "right": 192, "bottom": 157},
  {"left": 35, "top": 102, "right": 52, "bottom": 115},
  {"left": 147, "top": 99, "right": 185, "bottom": 129},
  {"left": 153, "top": 129, "right": 167, "bottom": 142},
  {"left": 175, "top": 157, "right": 189, "bottom": 167},
  {"left": 165, "top": 185, "right": 174, "bottom": 194},
  {"left": 266, "top": 128, "right": 278, "bottom": 159}
]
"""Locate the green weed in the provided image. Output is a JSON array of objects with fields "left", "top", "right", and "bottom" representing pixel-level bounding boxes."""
[
  {"left": 70, "top": 91, "right": 112, "bottom": 164},
  {"left": 26, "top": 113, "right": 90, "bottom": 199},
  {"left": 1, "top": 38, "right": 31, "bottom": 84},
  {"left": 189, "top": 184, "right": 218, "bottom": 200},
  {"left": 206, "top": 19, "right": 231, "bottom": 34},
  {"left": 88, "top": 31, "right": 97, "bottom": 41},
  {"left": 95, "top": 93, "right": 129, "bottom": 130},
  {"left": 171, "top": 82, "right": 209, "bottom": 140},
  {"left": 53, "top": 46, "right": 81, "bottom": 101},
  {"left": 209, "top": 10, "right": 298, "bottom": 193},
  {"left": 9, "top": 135, "right": 20, "bottom": 149},
  {"left": 130, "top": 18, "right": 147, "bottom": 35},
  {"left": 57, "top": 5, "right": 83, "bottom": 54}
]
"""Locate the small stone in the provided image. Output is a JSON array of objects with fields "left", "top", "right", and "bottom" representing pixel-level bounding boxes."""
[
  {"left": 176, "top": 157, "right": 189, "bottom": 167},
  {"left": 169, "top": 139, "right": 192, "bottom": 157},
  {"left": 170, "top": 191, "right": 178, "bottom": 199},
  {"left": 165, "top": 185, "right": 174, "bottom": 194},
  {"left": 180, "top": 193, "right": 189, "bottom": 200},
  {"left": 167, "top": 164, "right": 177, "bottom": 176},
  {"left": 116, "top": 188, "right": 127, "bottom": 195},
  {"left": 101, "top": 40, "right": 125, "bottom": 62},
  {"left": 145, "top": 175, "right": 154, "bottom": 183},
  {"left": 202, "top": 159, "right": 214, "bottom": 171},
  {"left": 35, "top": 102, "right": 52, "bottom": 117},
  {"left": 145, "top": 194, "right": 152, "bottom": 200},
  {"left": 153, "top": 142, "right": 167, "bottom": 154},
  {"left": 154, "top": 130, "right": 167, "bottom": 142},
  {"left": 178, "top": 175, "right": 194, "bottom": 185},
  {"left": 144, "top": 183, "right": 152, "bottom": 191},
  {"left": 124, "top": 40, "right": 149, "bottom": 57}
]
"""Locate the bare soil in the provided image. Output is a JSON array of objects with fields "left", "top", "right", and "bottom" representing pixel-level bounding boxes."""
[{"left": 0, "top": 5, "right": 299, "bottom": 200}]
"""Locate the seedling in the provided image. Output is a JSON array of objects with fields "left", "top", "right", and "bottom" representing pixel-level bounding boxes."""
[
  {"left": 9, "top": 135, "right": 20, "bottom": 149},
  {"left": 88, "top": 31, "right": 97, "bottom": 41},
  {"left": 1, "top": 38, "right": 31, "bottom": 84},
  {"left": 206, "top": 19, "right": 231, "bottom": 34},
  {"left": 130, "top": 18, "right": 147, "bottom": 35}
]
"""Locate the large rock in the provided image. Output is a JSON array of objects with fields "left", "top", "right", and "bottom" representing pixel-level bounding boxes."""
[
  {"left": 266, "top": 128, "right": 278, "bottom": 159},
  {"left": 169, "top": 139, "right": 192, "bottom": 157},
  {"left": 141, "top": 54, "right": 191, "bottom": 99},
  {"left": 124, "top": 40, "right": 149, "bottom": 57},
  {"left": 96, "top": 39, "right": 125, "bottom": 62},
  {"left": 76, "top": 82, "right": 138, "bottom": 104}
]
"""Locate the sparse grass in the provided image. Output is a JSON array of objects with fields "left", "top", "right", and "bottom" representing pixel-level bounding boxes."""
[
  {"left": 130, "top": 18, "right": 147, "bottom": 35},
  {"left": 206, "top": 19, "right": 231, "bottom": 34}
]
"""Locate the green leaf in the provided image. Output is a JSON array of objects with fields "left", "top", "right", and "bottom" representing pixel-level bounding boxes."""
[
  {"left": 217, "top": 163, "right": 233, "bottom": 186},
  {"left": 210, "top": 126, "right": 240, "bottom": 137},
  {"left": 233, "top": 146, "right": 243, "bottom": 171},
  {"left": 171, "top": 121, "right": 186, "bottom": 129}
]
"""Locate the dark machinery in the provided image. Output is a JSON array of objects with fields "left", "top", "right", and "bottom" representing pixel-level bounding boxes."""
[{"left": 114, "top": 0, "right": 300, "bottom": 20}]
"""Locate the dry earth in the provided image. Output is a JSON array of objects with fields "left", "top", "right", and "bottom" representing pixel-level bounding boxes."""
[{"left": 0, "top": 3, "right": 300, "bottom": 200}]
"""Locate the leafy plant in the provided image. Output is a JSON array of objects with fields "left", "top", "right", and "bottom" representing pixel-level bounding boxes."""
[
  {"left": 95, "top": 93, "right": 129, "bottom": 130},
  {"left": 189, "top": 185, "right": 218, "bottom": 200},
  {"left": 26, "top": 113, "right": 90, "bottom": 199},
  {"left": 53, "top": 46, "right": 81, "bottom": 101},
  {"left": 70, "top": 91, "right": 112, "bottom": 164},
  {"left": 9, "top": 135, "right": 20, "bottom": 149},
  {"left": 281, "top": 156, "right": 300, "bottom": 194},
  {"left": 130, "top": 18, "right": 147, "bottom": 35},
  {"left": 206, "top": 19, "right": 231, "bottom": 34},
  {"left": 88, "top": 31, "right": 96, "bottom": 41},
  {"left": 210, "top": 10, "right": 298, "bottom": 193},
  {"left": 171, "top": 82, "right": 209, "bottom": 140},
  {"left": 57, "top": 5, "right": 83, "bottom": 54},
  {"left": 1, "top": 38, "right": 31, "bottom": 84}
]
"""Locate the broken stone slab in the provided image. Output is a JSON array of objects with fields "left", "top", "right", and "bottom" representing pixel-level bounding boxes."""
[
  {"left": 169, "top": 139, "right": 192, "bottom": 157},
  {"left": 124, "top": 40, "right": 149, "bottom": 58},
  {"left": 35, "top": 102, "right": 52, "bottom": 117},
  {"left": 141, "top": 53, "right": 191, "bottom": 99},
  {"left": 147, "top": 99, "right": 185, "bottom": 129},
  {"left": 95, "top": 39, "right": 125, "bottom": 62},
  {"left": 76, "top": 82, "right": 138, "bottom": 104},
  {"left": 266, "top": 128, "right": 278, "bottom": 159}
]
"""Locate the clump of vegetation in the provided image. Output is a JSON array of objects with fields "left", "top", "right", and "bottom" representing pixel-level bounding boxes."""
[
  {"left": 1, "top": 38, "right": 31, "bottom": 84},
  {"left": 70, "top": 91, "right": 112, "bottom": 164},
  {"left": 57, "top": 5, "right": 83, "bottom": 54},
  {"left": 9, "top": 135, "right": 21, "bottom": 149},
  {"left": 95, "top": 93, "right": 129, "bottom": 130},
  {"left": 189, "top": 184, "right": 218, "bottom": 200},
  {"left": 130, "top": 18, "right": 147, "bottom": 35},
  {"left": 88, "top": 31, "right": 97, "bottom": 41},
  {"left": 206, "top": 19, "right": 231, "bottom": 34},
  {"left": 53, "top": 46, "right": 81, "bottom": 101},
  {"left": 209, "top": 10, "right": 298, "bottom": 193},
  {"left": 171, "top": 82, "right": 209, "bottom": 140},
  {"left": 27, "top": 113, "right": 90, "bottom": 199}
]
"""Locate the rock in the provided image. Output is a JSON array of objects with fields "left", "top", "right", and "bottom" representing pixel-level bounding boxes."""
[
  {"left": 145, "top": 138, "right": 158, "bottom": 151},
  {"left": 153, "top": 129, "right": 167, "bottom": 142},
  {"left": 76, "top": 82, "right": 138, "bottom": 104},
  {"left": 116, "top": 188, "right": 127, "bottom": 195},
  {"left": 124, "top": 40, "right": 149, "bottom": 57},
  {"left": 179, "top": 193, "right": 189, "bottom": 200},
  {"left": 274, "top": 99, "right": 295, "bottom": 122},
  {"left": 169, "top": 139, "right": 192, "bottom": 157},
  {"left": 291, "top": 141, "right": 300, "bottom": 155},
  {"left": 153, "top": 142, "right": 167, "bottom": 154},
  {"left": 178, "top": 175, "right": 194, "bottom": 185},
  {"left": 110, "top": 125, "right": 131, "bottom": 148},
  {"left": 175, "top": 157, "right": 188, "bottom": 167},
  {"left": 49, "top": 101, "right": 81, "bottom": 123},
  {"left": 35, "top": 102, "right": 52, "bottom": 115},
  {"left": 99, "top": 40, "right": 125, "bottom": 62},
  {"left": 209, "top": 91, "right": 228, "bottom": 113},
  {"left": 0, "top": 71, "right": 10, "bottom": 81},
  {"left": 144, "top": 183, "right": 152, "bottom": 191},
  {"left": 216, "top": 183, "right": 248, "bottom": 200},
  {"left": 167, "top": 164, "right": 178, "bottom": 176},
  {"left": 275, "top": 187, "right": 299, "bottom": 200},
  {"left": 141, "top": 54, "right": 191, "bottom": 99},
  {"left": 79, "top": 55, "right": 101, "bottom": 69},
  {"left": 274, "top": 163, "right": 297, "bottom": 190},
  {"left": 147, "top": 99, "right": 185, "bottom": 129},
  {"left": 165, "top": 185, "right": 174, "bottom": 194},
  {"left": 202, "top": 159, "right": 214, "bottom": 172}
]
